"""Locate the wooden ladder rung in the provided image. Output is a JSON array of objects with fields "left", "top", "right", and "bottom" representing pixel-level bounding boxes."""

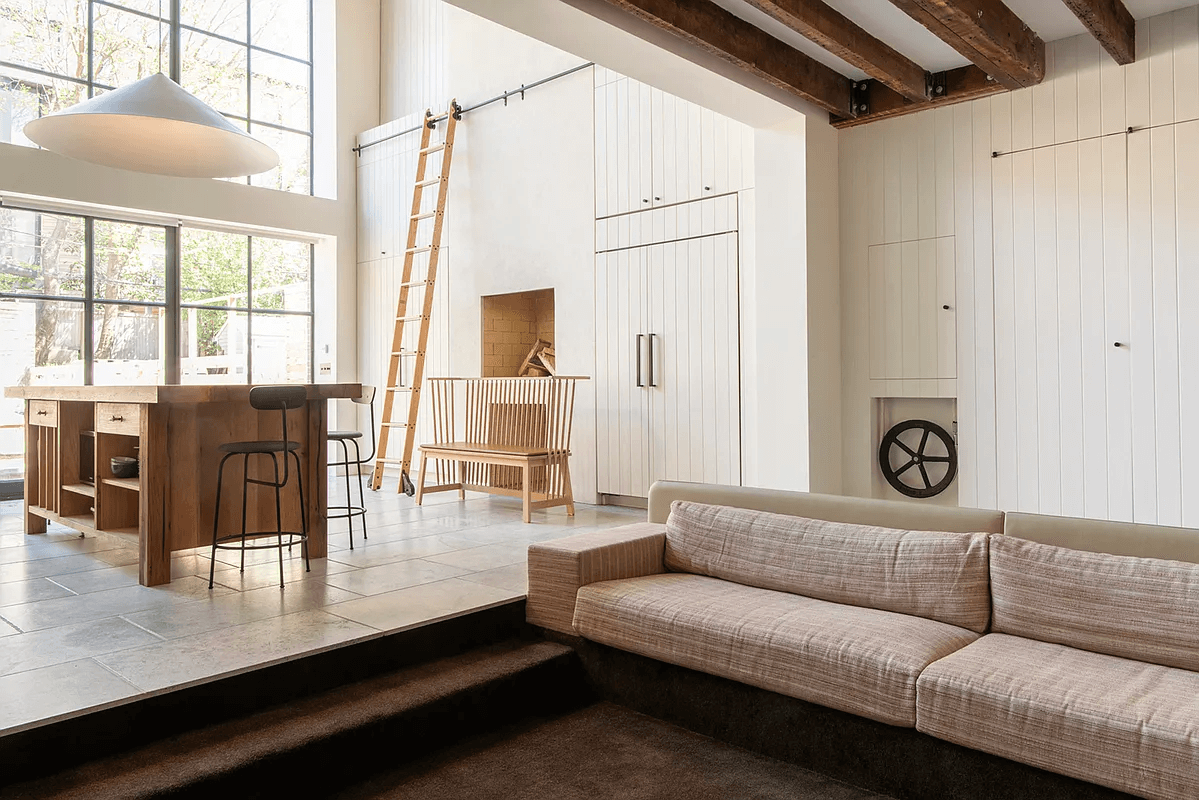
[
  {"left": 377, "top": 456, "right": 409, "bottom": 465},
  {"left": 390, "top": 350, "right": 421, "bottom": 357},
  {"left": 386, "top": 386, "right": 417, "bottom": 393},
  {"left": 380, "top": 422, "right": 410, "bottom": 429},
  {"left": 399, "top": 279, "right": 428, "bottom": 288},
  {"left": 405, "top": 246, "right": 433, "bottom": 255},
  {"left": 411, "top": 210, "right": 438, "bottom": 221},
  {"left": 417, "top": 176, "right": 443, "bottom": 187},
  {"left": 420, "top": 143, "right": 446, "bottom": 155},
  {"left": 396, "top": 314, "right": 425, "bottom": 323}
]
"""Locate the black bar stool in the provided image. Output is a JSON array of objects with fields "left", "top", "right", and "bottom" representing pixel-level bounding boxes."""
[
  {"left": 328, "top": 386, "right": 377, "bottom": 549},
  {"left": 208, "top": 385, "right": 309, "bottom": 589}
]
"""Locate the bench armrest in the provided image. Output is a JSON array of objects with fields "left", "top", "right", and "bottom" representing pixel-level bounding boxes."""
[{"left": 527, "top": 522, "right": 667, "bottom": 634}]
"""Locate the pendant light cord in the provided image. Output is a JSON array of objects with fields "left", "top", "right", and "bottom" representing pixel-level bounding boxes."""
[{"left": 157, "top": 0, "right": 163, "bottom": 75}]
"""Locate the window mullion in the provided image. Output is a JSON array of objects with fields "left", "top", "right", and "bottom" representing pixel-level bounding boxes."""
[
  {"left": 246, "top": 235, "right": 253, "bottom": 383},
  {"left": 83, "top": 218, "right": 94, "bottom": 385},
  {"left": 165, "top": 226, "right": 180, "bottom": 384}
]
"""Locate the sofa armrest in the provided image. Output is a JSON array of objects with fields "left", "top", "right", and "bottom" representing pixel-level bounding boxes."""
[{"left": 527, "top": 522, "right": 667, "bottom": 634}]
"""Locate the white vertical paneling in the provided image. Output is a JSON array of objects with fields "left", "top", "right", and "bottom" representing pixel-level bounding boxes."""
[
  {"left": 934, "top": 108, "right": 955, "bottom": 239},
  {"left": 883, "top": 119, "right": 903, "bottom": 244},
  {"left": 971, "top": 100, "right": 998, "bottom": 509},
  {"left": 917, "top": 239, "right": 938, "bottom": 384},
  {"left": 917, "top": 112, "right": 937, "bottom": 240},
  {"left": 1178, "top": 120, "right": 1199, "bottom": 527},
  {"left": 990, "top": 93, "right": 1019, "bottom": 511},
  {"left": 953, "top": 103, "right": 977, "bottom": 506},
  {"left": 1102, "top": 134, "right": 1133, "bottom": 522},
  {"left": 936, "top": 237, "right": 956, "bottom": 381},
  {"left": 637, "top": 81, "right": 653, "bottom": 209},
  {"left": 1033, "top": 146, "right": 1060, "bottom": 515},
  {"left": 900, "top": 117, "right": 920, "bottom": 241},
  {"left": 884, "top": 244, "right": 903, "bottom": 379},
  {"left": 868, "top": 246, "right": 886, "bottom": 379},
  {"left": 1055, "top": 141, "right": 1084, "bottom": 519},
  {"left": 1151, "top": 125, "right": 1181, "bottom": 525},
  {"left": 594, "top": 83, "right": 608, "bottom": 219},
  {"left": 1175, "top": 7, "right": 1199, "bottom": 121},
  {"left": 1011, "top": 145, "right": 1039, "bottom": 511},
  {"left": 1077, "top": 136, "right": 1109, "bottom": 520}
]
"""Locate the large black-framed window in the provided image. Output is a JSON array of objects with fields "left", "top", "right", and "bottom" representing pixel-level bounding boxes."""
[
  {"left": 0, "top": 0, "right": 314, "bottom": 194},
  {"left": 0, "top": 202, "right": 315, "bottom": 486}
]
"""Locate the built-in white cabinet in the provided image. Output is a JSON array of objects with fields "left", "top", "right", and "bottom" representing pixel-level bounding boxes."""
[
  {"left": 595, "top": 231, "right": 741, "bottom": 498},
  {"left": 867, "top": 237, "right": 956, "bottom": 382},
  {"left": 594, "top": 74, "right": 753, "bottom": 218}
]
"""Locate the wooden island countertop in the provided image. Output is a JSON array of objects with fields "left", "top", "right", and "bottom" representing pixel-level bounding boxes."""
[{"left": 5, "top": 383, "right": 362, "bottom": 586}]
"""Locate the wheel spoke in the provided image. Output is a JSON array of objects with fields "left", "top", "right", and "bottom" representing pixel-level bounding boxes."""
[
  {"left": 918, "top": 463, "right": 932, "bottom": 489},
  {"left": 894, "top": 459, "right": 918, "bottom": 477},
  {"left": 894, "top": 440, "right": 917, "bottom": 457},
  {"left": 923, "top": 456, "right": 951, "bottom": 463},
  {"left": 918, "top": 427, "right": 930, "bottom": 455}
]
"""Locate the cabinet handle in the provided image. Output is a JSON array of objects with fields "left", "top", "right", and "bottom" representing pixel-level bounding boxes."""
[
  {"left": 647, "top": 334, "right": 657, "bottom": 387},
  {"left": 36, "top": 410, "right": 47, "bottom": 416},
  {"left": 111, "top": 415, "right": 124, "bottom": 422},
  {"left": 635, "top": 334, "right": 644, "bottom": 387}
]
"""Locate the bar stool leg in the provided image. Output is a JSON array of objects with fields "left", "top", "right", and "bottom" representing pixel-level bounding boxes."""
[
  {"left": 240, "top": 454, "right": 250, "bottom": 573},
  {"left": 272, "top": 453, "right": 285, "bottom": 589},
  {"left": 209, "top": 453, "right": 234, "bottom": 590},
  {"left": 352, "top": 438, "right": 367, "bottom": 541},
  {"left": 293, "top": 450, "right": 310, "bottom": 573},
  {"left": 340, "top": 439, "right": 354, "bottom": 550}
]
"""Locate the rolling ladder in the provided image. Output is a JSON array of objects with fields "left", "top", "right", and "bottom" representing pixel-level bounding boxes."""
[{"left": 371, "top": 103, "right": 460, "bottom": 494}]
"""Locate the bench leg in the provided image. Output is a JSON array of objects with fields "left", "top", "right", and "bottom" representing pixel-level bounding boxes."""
[
  {"left": 560, "top": 456, "right": 575, "bottom": 517},
  {"left": 415, "top": 452, "right": 428, "bottom": 506},
  {"left": 458, "top": 461, "right": 466, "bottom": 500},
  {"left": 521, "top": 463, "right": 532, "bottom": 523}
]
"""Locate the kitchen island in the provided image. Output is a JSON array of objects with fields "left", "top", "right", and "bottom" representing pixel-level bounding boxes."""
[{"left": 4, "top": 384, "right": 361, "bottom": 586}]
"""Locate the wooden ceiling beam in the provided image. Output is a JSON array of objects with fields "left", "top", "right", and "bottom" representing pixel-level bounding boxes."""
[
  {"left": 830, "top": 65, "right": 1006, "bottom": 128},
  {"left": 888, "top": 0, "right": 1045, "bottom": 90},
  {"left": 596, "top": 0, "right": 853, "bottom": 116},
  {"left": 742, "top": 0, "right": 929, "bottom": 102},
  {"left": 1061, "top": 0, "right": 1136, "bottom": 65}
]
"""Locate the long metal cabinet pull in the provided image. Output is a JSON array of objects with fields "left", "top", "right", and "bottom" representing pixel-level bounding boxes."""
[
  {"left": 635, "top": 334, "right": 644, "bottom": 387},
  {"left": 647, "top": 334, "right": 657, "bottom": 387}
]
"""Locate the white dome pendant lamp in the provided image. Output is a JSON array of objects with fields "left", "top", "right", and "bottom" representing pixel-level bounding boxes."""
[{"left": 23, "top": 0, "right": 277, "bottom": 178}]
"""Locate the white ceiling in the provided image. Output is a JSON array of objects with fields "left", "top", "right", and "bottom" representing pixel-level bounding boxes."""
[{"left": 714, "top": 0, "right": 1199, "bottom": 81}]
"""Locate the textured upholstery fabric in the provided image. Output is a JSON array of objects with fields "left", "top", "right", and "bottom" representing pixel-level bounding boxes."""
[
  {"left": 526, "top": 523, "right": 666, "bottom": 634},
  {"left": 664, "top": 501, "right": 992, "bottom": 633},
  {"left": 1005, "top": 511, "right": 1199, "bottom": 563},
  {"left": 917, "top": 634, "right": 1199, "bottom": 800},
  {"left": 990, "top": 535, "right": 1199, "bottom": 672},
  {"left": 647, "top": 481, "right": 1006, "bottom": 534},
  {"left": 574, "top": 573, "right": 980, "bottom": 727}
]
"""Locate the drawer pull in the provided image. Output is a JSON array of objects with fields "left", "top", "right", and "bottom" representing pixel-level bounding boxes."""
[
  {"left": 111, "top": 415, "right": 124, "bottom": 422},
  {"left": 36, "top": 410, "right": 47, "bottom": 416}
]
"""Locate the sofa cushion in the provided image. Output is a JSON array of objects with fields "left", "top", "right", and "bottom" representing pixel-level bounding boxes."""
[
  {"left": 574, "top": 573, "right": 980, "bottom": 727},
  {"left": 664, "top": 501, "right": 992, "bottom": 633},
  {"left": 916, "top": 633, "right": 1199, "bottom": 800},
  {"left": 990, "top": 534, "right": 1199, "bottom": 672}
]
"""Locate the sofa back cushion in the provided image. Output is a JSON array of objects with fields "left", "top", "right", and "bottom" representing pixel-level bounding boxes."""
[
  {"left": 990, "top": 534, "right": 1199, "bottom": 671},
  {"left": 664, "top": 501, "right": 992, "bottom": 633}
]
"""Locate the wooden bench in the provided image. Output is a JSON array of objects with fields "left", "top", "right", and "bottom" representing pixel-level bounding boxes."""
[{"left": 414, "top": 377, "right": 582, "bottom": 522}]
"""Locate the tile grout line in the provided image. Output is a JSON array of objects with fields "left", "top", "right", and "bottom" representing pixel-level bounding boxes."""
[
  {"left": 118, "top": 615, "right": 170, "bottom": 642},
  {"left": 43, "top": 577, "right": 82, "bottom": 597},
  {"left": 90, "top": 656, "right": 150, "bottom": 693}
]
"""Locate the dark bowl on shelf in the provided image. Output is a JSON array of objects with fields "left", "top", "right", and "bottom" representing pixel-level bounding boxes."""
[{"left": 111, "top": 456, "right": 139, "bottom": 479}]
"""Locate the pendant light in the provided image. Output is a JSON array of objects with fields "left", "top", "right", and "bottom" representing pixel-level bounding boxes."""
[{"left": 23, "top": 1, "right": 278, "bottom": 178}]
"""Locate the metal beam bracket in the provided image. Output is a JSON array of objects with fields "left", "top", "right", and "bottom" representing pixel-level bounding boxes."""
[
  {"left": 927, "top": 71, "right": 947, "bottom": 99},
  {"left": 851, "top": 80, "right": 871, "bottom": 116}
]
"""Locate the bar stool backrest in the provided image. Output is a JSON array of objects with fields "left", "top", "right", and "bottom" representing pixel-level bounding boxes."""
[
  {"left": 354, "top": 385, "right": 377, "bottom": 462},
  {"left": 249, "top": 385, "right": 308, "bottom": 411},
  {"left": 355, "top": 386, "right": 376, "bottom": 406}
]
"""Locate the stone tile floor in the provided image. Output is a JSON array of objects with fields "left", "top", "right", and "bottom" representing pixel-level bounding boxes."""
[{"left": 0, "top": 479, "right": 642, "bottom": 734}]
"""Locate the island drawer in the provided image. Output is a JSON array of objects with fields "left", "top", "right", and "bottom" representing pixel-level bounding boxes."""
[
  {"left": 96, "top": 403, "right": 142, "bottom": 436},
  {"left": 28, "top": 400, "right": 58, "bottom": 427}
]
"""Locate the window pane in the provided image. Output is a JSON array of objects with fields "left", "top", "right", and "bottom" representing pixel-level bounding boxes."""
[
  {"left": 1, "top": 68, "right": 88, "bottom": 146},
  {"left": 182, "top": 0, "right": 246, "bottom": 42},
  {"left": 92, "top": 5, "right": 169, "bottom": 89},
  {"left": 181, "top": 228, "right": 248, "bottom": 305},
  {"left": 92, "top": 302, "right": 163, "bottom": 384},
  {"left": 250, "top": 0, "right": 307, "bottom": 60},
  {"left": 248, "top": 123, "right": 308, "bottom": 193},
  {"left": 105, "top": 0, "right": 167, "bottom": 16},
  {"left": 0, "top": 208, "right": 85, "bottom": 296},
  {"left": 0, "top": 0, "right": 88, "bottom": 80},
  {"left": 93, "top": 220, "right": 166, "bottom": 303},
  {"left": 0, "top": 297, "right": 84, "bottom": 384},
  {"left": 180, "top": 29, "right": 247, "bottom": 118},
  {"left": 181, "top": 306, "right": 246, "bottom": 383},
  {"left": 251, "top": 236, "right": 308, "bottom": 311},
  {"left": 249, "top": 49, "right": 306, "bottom": 131},
  {"left": 251, "top": 312, "right": 308, "bottom": 383}
]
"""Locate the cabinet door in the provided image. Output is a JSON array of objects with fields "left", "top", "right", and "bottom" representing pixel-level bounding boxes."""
[
  {"left": 648, "top": 232, "right": 741, "bottom": 487},
  {"left": 595, "top": 248, "right": 651, "bottom": 496}
]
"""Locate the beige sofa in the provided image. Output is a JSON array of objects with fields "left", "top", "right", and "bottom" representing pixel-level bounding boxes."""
[{"left": 527, "top": 481, "right": 1199, "bottom": 800}]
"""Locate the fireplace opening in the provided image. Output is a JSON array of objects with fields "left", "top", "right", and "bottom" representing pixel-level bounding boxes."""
[{"left": 481, "top": 289, "right": 555, "bottom": 377}]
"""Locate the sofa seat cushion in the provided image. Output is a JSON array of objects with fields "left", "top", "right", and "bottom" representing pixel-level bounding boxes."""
[
  {"left": 574, "top": 573, "right": 980, "bottom": 727},
  {"left": 665, "top": 501, "right": 992, "bottom": 632},
  {"left": 916, "top": 633, "right": 1199, "bottom": 800}
]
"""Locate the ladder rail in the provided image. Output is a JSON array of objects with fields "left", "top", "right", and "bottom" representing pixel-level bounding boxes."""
[{"left": 371, "top": 104, "right": 459, "bottom": 493}]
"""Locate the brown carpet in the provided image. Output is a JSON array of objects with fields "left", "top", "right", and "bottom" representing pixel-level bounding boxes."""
[{"left": 334, "top": 702, "right": 896, "bottom": 800}]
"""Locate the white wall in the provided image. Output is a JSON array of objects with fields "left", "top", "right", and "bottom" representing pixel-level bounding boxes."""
[
  {"left": 0, "top": 0, "right": 379, "bottom": 429},
  {"left": 840, "top": 7, "right": 1199, "bottom": 526}
]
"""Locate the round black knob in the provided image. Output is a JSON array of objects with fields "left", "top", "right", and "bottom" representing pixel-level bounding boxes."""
[
  {"left": 942, "top": 305, "right": 950, "bottom": 310},
  {"left": 1114, "top": 342, "right": 1123, "bottom": 348}
]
